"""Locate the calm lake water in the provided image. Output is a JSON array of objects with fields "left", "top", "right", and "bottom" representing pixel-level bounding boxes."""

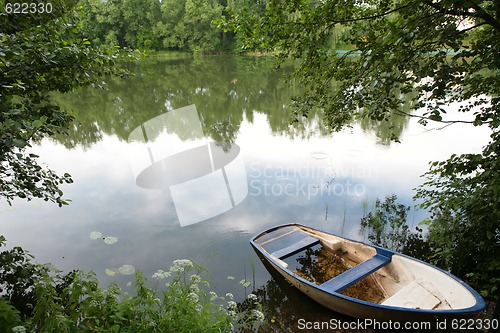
[{"left": 0, "top": 56, "right": 491, "bottom": 330}]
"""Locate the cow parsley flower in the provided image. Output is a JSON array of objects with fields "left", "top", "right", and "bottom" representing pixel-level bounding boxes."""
[
  {"left": 170, "top": 259, "right": 193, "bottom": 272},
  {"left": 190, "top": 283, "right": 200, "bottom": 294},
  {"left": 12, "top": 327, "right": 26, "bottom": 333},
  {"left": 187, "top": 292, "right": 199, "bottom": 305},
  {"left": 209, "top": 291, "right": 218, "bottom": 301},
  {"left": 152, "top": 270, "right": 165, "bottom": 280},
  {"left": 227, "top": 302, "right": 237, "bottom": 317},
  {"left": 190, "top": 274, "right": 201, "bottom": 284},
  {"left": 251, "top": 309, "right": 265, "bottom": 322}
]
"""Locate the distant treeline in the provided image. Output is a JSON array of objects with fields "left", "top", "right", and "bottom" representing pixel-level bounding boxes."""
[{"left": 76, "top": 0, "right": 267, "bottom": 52}]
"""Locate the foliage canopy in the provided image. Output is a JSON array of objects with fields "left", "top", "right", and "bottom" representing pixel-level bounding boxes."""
[
  {"left": 224, "top": 0, "right": 500, "bottom": 298},
  {"left": 225, "top": 0, "right": 499, "bottom": 133},
  {"left": 76, "top": 0, "right": 234, "bottom": 52},
  {"left": 0, "top": 0, "right": 133, "bottom": 205}
]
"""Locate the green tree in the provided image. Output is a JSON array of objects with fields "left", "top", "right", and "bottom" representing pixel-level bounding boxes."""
[
  {"left": 225, "top": 0, "right": 499, "bottom": 299},
  {"left": 121, "top": 0, "right": 162, "bottom": 50},
  {"left": 0, "top": 0, "right": 132, "bottom": 206},
  {"left": 157, "top": 0, "right": 224, "bottom": 52},
  {"left": 415, "top": 130, "right": 500, "bottom": 298},
  {"left": 83, "top": 0, "right": 127, "bottom": 47},
  {"left": 76, "top": 0, "right": 162, "bottom": 50},
  {"left": 221, "top": 0, "right": 269, "bottom": 51},
  {"left": 225, "top": 0, "right": 498, "bottom": 132}
]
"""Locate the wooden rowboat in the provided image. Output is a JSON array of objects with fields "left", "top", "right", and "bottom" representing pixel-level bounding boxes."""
[{"left": 250, "top": 224, "right": 486, "bottom": 321}]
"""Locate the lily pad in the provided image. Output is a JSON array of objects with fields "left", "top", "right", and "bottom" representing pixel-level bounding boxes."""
[
  {"left": 118, "top": 264, "right": 135, "bottom": 275},
  {"left": 103, "top": 236, "right": 118, "bottom": 245},
  {"left": 90, "top": 231, "right": 103, "bottom": 240},
  {"left": 105, "top": 268, "right": 118, "bottom": 276}
]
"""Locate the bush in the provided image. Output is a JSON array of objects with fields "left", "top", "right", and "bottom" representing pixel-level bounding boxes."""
[{"left": 0, "top": 237, "right": 263, "bottom": 332}]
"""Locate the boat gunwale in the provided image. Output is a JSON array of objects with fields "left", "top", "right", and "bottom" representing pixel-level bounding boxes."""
[{"left": 250, "top": 223, "right": 486, "bottom": 316}]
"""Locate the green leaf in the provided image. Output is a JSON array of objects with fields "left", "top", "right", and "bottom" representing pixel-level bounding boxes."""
[
  {"left": 12, "top": 139, "right": 28, "bottom": 148},
  {"left": 428, "top": 113, "right": 442, "bottom": 122},
  {"left": 32, "top": 119, "right": 45, "bottom": 128}
]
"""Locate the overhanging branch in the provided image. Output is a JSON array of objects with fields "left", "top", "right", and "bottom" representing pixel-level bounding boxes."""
[
  {"left": 394, "top": 109, "right": 492, "bottom": 125},
  {"left": 325, "top": 4, "right": 411, "bottom": 29},
  {"left": 423, "top": 0, "right": 500, "bottom": 32}
]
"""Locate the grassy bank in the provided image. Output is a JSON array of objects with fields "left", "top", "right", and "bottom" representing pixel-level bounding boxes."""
[{"left": 0, "top": 237, "right": 263, "bottom": 332}]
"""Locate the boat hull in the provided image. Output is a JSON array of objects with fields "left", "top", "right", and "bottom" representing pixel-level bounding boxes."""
[{"left": 251, "top": 223, "right": 486, "bottom": 322}]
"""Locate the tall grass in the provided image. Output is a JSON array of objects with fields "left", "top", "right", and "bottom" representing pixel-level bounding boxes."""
[{"left": 0, "top": 238, "right": 263, "bottom": 332}]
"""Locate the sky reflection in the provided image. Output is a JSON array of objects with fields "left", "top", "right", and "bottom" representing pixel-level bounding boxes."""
[{"left": 0, "top": 59, "right": 492, "bottom": 304}]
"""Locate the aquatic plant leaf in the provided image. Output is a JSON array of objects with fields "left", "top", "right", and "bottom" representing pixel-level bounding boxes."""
[
  {"left": 239, "top": 279, "right": 251, "bottom": 288},
  {"left": 90, "top": 231, "right": 102, "bottom": 240},
  {"left": 118, "top": 264, "right": 135, "bottom": 275},
  {"left": 103, "top": 236, "right": 118, "bottom": 244},
  {"left": 105, "top": 268, "right": 118, "bottom": 276}
]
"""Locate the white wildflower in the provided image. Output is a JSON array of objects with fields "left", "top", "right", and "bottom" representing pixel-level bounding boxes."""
[
  {"left": 189, "top": 283, "right": 200, "bottom": 294},
  {"left": 170, "top": 260, "right": 193, "bottom": 272},
  {"left": 170, "top": 265, "right": 184, "bottom": 273},
  {"left": 187, "top": 292, "right": 199, "bottom": 304},
  {"left": 209, "top": 291, "right": 218, "bottom": 301},
  {"left": 152, "top": 271, "right": 165, "bottom": 280},
  {"left": 190, "top": 274, "right": 201, "bottom": 284},
  {"left": 225, "top": 292, "right": 234, "bottom": 300},
  {"left": 172, "top": 259, "right": 193, "bottom": 270},
  {"left": 227, "top": 309, "right": 237, "bottom": 317},
  {"left": 247, "top": 293, "right": 257, "bottom": 301},
  {"left": 251, "top": 309, "right": 265, "bottom": 322},
  {"left": 227, "top": 300, "right": 237, "bottom": 311},
  {"left": 12, "top": 327, "right": 26, "bottom": 333},
  {"left": 89, "top": 299, "right": 101, "bottom": 307}
]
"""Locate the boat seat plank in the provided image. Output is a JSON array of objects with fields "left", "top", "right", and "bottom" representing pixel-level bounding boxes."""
[
  {"left": 381, "top": 280, "right": 444, "bottom": 309},
  {"left": 257, "top": 227, "right": 299, "bottom": 246},
  {"left": 271, "top": 236, "right": 320, "bottom": 260},
  {"left": 319, "top": 254, "right": 391, "bottom": 293}
]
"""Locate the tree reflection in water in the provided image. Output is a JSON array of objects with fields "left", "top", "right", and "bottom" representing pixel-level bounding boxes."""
[{"left": 245, "top": 257, "right": 376, "bottom": 333}]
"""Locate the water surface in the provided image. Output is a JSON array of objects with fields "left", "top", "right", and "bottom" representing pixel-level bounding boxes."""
[{"left": 0, "top": 56, "right": 490, "bottom": 329}]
